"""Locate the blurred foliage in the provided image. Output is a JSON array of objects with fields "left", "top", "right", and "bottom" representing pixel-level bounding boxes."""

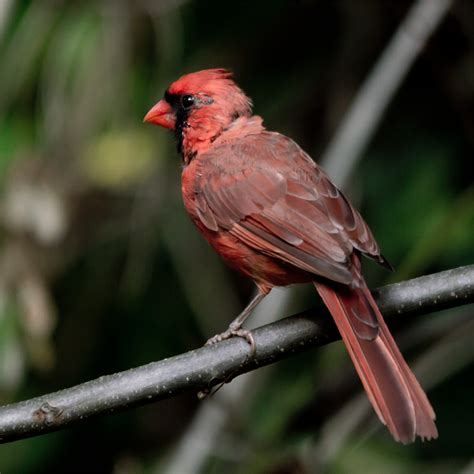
[{"left": 0, "top": 0, "right": 473, "bottom": 473}]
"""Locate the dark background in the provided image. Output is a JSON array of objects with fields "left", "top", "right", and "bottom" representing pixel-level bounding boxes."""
[{"left": 0, "top": 1, "right": 473, "bottom": 473}]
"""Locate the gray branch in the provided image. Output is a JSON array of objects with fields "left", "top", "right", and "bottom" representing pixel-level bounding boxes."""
[
  {"left": 0, "top": 265, "right": 473, "bottom": 444},
  {"left": 321, "top": 0, "right": 454, "bottom": 186}
]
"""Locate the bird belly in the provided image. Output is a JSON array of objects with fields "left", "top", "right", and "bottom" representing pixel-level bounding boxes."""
[{"left": 196, "top": 219, "right": 311, "bottom": 288}]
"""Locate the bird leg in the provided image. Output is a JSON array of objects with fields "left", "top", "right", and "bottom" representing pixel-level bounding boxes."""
[{"left": 205, "top": 287, "right": 270, "bottom": 354}]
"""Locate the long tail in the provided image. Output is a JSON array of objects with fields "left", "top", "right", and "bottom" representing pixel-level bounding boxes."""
[{"left": 314, "top": 279, "right": 437, "bottom": 443}]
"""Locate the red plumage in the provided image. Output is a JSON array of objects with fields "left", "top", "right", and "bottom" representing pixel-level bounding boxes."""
[{"left": 144, "top": 69, "right": 437, "bottom": 443}]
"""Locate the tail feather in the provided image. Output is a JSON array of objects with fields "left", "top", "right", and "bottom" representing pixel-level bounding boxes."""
[{"left": 314, "top": 281, "right": 437, "bottom": 443}]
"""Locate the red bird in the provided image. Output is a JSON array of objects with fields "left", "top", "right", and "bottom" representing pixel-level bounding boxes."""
[{"left": 144, "top": 69, "right": 437, "bottom": 443}]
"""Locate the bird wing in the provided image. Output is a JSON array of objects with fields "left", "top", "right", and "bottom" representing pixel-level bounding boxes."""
[{"left": 192, "top": 131, "right": 382, "bottom": 285}]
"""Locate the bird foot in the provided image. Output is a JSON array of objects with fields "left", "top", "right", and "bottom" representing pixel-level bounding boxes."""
[{"left": 205, "top": 326, "right": 256, "bottom": 355}]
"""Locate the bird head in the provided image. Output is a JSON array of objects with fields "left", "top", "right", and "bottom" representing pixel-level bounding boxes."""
[{"left": 144, "top": 69, "right": 252, "bottom": 157}]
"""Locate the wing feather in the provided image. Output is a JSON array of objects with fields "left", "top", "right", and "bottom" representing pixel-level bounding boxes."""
[{"left": 192, "top": 132, "right": 383, "bottom": 284}]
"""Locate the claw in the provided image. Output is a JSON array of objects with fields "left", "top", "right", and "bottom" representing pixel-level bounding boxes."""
[{"left": 205, "top": 328, "right": 256, "bottom": 355}]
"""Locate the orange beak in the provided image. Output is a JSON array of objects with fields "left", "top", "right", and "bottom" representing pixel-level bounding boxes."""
[{"left": 143, "top": 99, "right": 175, "bottom": 129}]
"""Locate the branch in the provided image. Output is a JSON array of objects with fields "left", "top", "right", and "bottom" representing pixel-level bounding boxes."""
[
  {"left": 0, "top": 265, "right": 473, "bottom": 444},
  {"left": 321, "top": 0, "right": 454, "bottom": 186},
  {"left": 0, "top": 0, "right": 13, "bottom": 41}
]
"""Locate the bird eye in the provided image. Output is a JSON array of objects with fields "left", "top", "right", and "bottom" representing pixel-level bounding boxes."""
[{"left": 181, "top": 94, "right": 195, "bottom": 109}]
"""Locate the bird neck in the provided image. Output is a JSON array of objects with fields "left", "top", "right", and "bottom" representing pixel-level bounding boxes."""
[{"left": 180, "top": 115, "right": 265, "bottom": 165}]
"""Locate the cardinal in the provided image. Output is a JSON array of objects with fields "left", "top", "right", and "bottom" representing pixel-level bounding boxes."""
[{"left": 144, "top": 69, "right": 437, "bottom": 443}]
